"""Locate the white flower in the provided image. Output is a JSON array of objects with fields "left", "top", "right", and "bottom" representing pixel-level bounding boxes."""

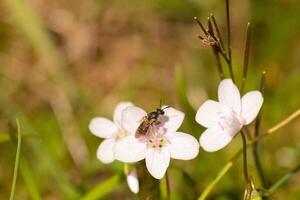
[
  {"left": 89, "top": 102, "right": 134, "bottom": 164},
  {"left": 195, "top": 79, "right": 263, "bottom": 152},
  {"left": 115, "top": 106, "right": 199, "bottom": 179},
  {"left": 126, "top": 168, "right": 139, "bottom": 194}
]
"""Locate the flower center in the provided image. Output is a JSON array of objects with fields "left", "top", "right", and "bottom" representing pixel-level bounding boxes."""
[
  {"left": 218, "top": 110, "right": 243, "bottom": 135},
  {"left": 144, "top": 123, "right": 169, "bottom": 149},
  {"left": 114, "top": 125, "right": 129, "bottom": 140}
]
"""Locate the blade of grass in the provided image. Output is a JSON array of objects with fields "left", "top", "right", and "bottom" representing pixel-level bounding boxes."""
[
  {"left": 4, "top": 0, "right": 88, "bottom": 166},
  {"left": 81, "top": 175, "right": 120, "bottom": 200},
  {"left": 175, "top": 65, "right": 197, "bottom": 129},
  {"left": 0, "top": 133, "right": 10, "bottom": 143},
  {"left": 268, "top": 164, "right": 300, "bottom": 193},
  {"left": 198, "top": 150, "right": 242, "bottom": 200},
  {"left": 3, "top": 103, "right": 80, "bottom": 199},
  {"left": 8, "top": 120, "right": 42, "bottom": 200},
  {"left": 20, "top": 156, "right": 42, "bottom": 200},
  {"left": 9, "top": 119, "right": 21, "bottom": 200}
]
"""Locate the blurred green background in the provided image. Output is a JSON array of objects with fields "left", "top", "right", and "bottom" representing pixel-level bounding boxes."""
[{"left": 0, "top": 0, "right": 300, "bottom": 199}]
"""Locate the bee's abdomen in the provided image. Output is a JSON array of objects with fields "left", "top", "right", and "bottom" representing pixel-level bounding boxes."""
[{"left": 138, "top": 122, "right": 149, "bottom": 132}]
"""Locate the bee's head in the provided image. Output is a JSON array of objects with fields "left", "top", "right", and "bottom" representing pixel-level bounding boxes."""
[
  {"left": 148, "top": 111, "right": 159, "bottom": 119},
  {"left": 156, "top": 108, "right": 165, "bottom": 115}
]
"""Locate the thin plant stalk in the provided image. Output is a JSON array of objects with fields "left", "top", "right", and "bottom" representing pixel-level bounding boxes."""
[
  {"left": 256, "top": 108, "right": 300, "bottom": 141},
  {"left": 138, "top": 163, "right": 160, "bottom": 200},
  {"left": 252, "top": 71, "right": 267, "bottom": 188},
  {"left": 269, "top": 164, "right": 300, "bottom": 193},
  {"left": 210, "top": 14, "right": 225, "bottom": 52},
  {"left": 9, "top": 119, "right": 21, "bottom": 200},
  {"left": 225, "top": 0, "right": 235, "bottom": 82},
  {"left": 240, "top": 23, "right": 252, "bottom": 93},
  {"left": 165, "top": 171, "right": 171, "bottom": 200},
  {"left": 208, "top": 17, "right": 225, "bottom": 80},
  {"left": 194, "top": 17, "right": 209, "bottom": 36},
  {"left": 240, "top": 130, "right": 249, "bottom": 182}
]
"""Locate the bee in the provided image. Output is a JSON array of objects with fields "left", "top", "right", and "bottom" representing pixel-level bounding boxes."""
[{"left": 135, "top": 106, "right": 170, "bottom": 138}]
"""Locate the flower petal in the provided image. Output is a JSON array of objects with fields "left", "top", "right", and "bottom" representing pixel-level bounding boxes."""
[
  {"left": 122, "top": 106, "right": 147, "bottom": 134},
  {"left": 89, "top": 117, "right": 117, "bottom": 138},
  {"left": 167, "top": 132, "right": 199, "bottom": 160},
  {"left": 113, "top": 102, "right": 134, "bottom": 125},
  {"left": 126, "top": 169, "right": 139, "bottom": 194},
  {"left": 145, "top": 148, "right": 170, "bottom": 179},
  {"left": 199, "top": 128, "right": 234, "bottom": 152},
  {"left": 241, "top": 91, "right": 263, "bottom": 125},
  {"left": 96, "top": 138, "right": 116, "bottom": 164},
  {"left": 162, "top": 106, "right": 185, "bottom": 133},
  {"left": 115, "top": 136, "right": 147, "bottom": 163},
  {"left": 195, "top": 100, "right": 222, "bottom": 128},
  {"left": 218, "top": 79, "right": 241, "bottom": 113}
]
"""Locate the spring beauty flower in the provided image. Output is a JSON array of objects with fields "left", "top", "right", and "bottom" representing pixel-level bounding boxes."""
[
  {"left": 89, "top": 102, "right": 134, "bottom": 163},
  {"left": 196, "top": 79, "right": 263, "bottom": 152},
  {"left": 115, "top": 105, "right": 199, "bottom": 179},
  {"left": 125, "top": 167, "right": 139, "bottom": 194}
]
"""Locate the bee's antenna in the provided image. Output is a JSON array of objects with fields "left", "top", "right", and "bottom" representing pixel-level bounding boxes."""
[
  {"left": 162, "top": 105, "right": 170, "bottom": 110},
  {"left": 159, "top": 99, "right": 162, "bottom": 108}
]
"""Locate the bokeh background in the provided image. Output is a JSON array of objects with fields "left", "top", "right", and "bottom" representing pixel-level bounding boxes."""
[{"left": 0, "top": 0, "right": 300, "bottom": 199}]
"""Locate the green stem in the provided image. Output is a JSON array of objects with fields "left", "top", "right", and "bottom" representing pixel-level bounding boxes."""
[
  {"left": 241, "top": 130, "right": 249, "bottom": 182},
  {"left": 269, "top": 164, "right": 300, "bottom": 193},
  {"left": 138, "top": 163, "right": 160, "bottom": 200},
  {"left": 252, "top": 72, "right": 267, "bottom": 188},
  {"left": 240, "top": 23, "right": 251, "bottom": 94},
  {"left": 165, "top": 171, "right": 170, "bottom": 200},
  {"left": 253, "top": 143, "right": 267, "bottom": 187},
  {"left": 225, "top": 0, "right": 235, "bottom": 82},
  {"left": 9, "top": 119, "right": 21, "bottom": 200}
]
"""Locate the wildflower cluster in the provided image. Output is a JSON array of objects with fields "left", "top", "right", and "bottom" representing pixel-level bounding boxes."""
[{"left": 89, "top": 79, "right": 263, "bottom": 194}]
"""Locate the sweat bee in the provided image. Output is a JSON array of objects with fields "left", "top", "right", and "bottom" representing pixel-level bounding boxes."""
[{"left": 135, "top": 106, "right": 170, "bottom": 138}]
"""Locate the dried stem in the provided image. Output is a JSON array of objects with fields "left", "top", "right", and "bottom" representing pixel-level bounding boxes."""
[
  {"left": 256, "top": 108, "right": 300, "bottom": 141},
  {"left": 252, "top": 71, "right": 267, "bottom": 188},
  {"left": 225, "top": 0, "right": 235, "bottom": 82},
  {"left": 208, "top": 17, "right": 225, "bottom": 80},
  {"left": 194, "top": 17, "right": 209, "bottom": 36},
  {"left": 240, "top": 23, "right": 252, "bottom": 93},
  {"left": 210, "top": 14, "right": 225, "bottom": 52},
  {"left": 212, "top": 47, "right": 225, "bottom": 80}
]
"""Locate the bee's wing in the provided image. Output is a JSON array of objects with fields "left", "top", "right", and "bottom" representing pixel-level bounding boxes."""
[
  {"left": 122, "top": 106, "right": 147, "bottom": 134},
  {"left": 161, "top": 106, "right": 185, "bottom": 131}
]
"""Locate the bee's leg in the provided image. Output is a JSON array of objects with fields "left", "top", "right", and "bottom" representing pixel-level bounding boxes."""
[
  {"left": 150, "top": 120, "right": 161, "bottom": 127},
  {"left": 138, "top": 116, "right": 147, "bottom": 123}
]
